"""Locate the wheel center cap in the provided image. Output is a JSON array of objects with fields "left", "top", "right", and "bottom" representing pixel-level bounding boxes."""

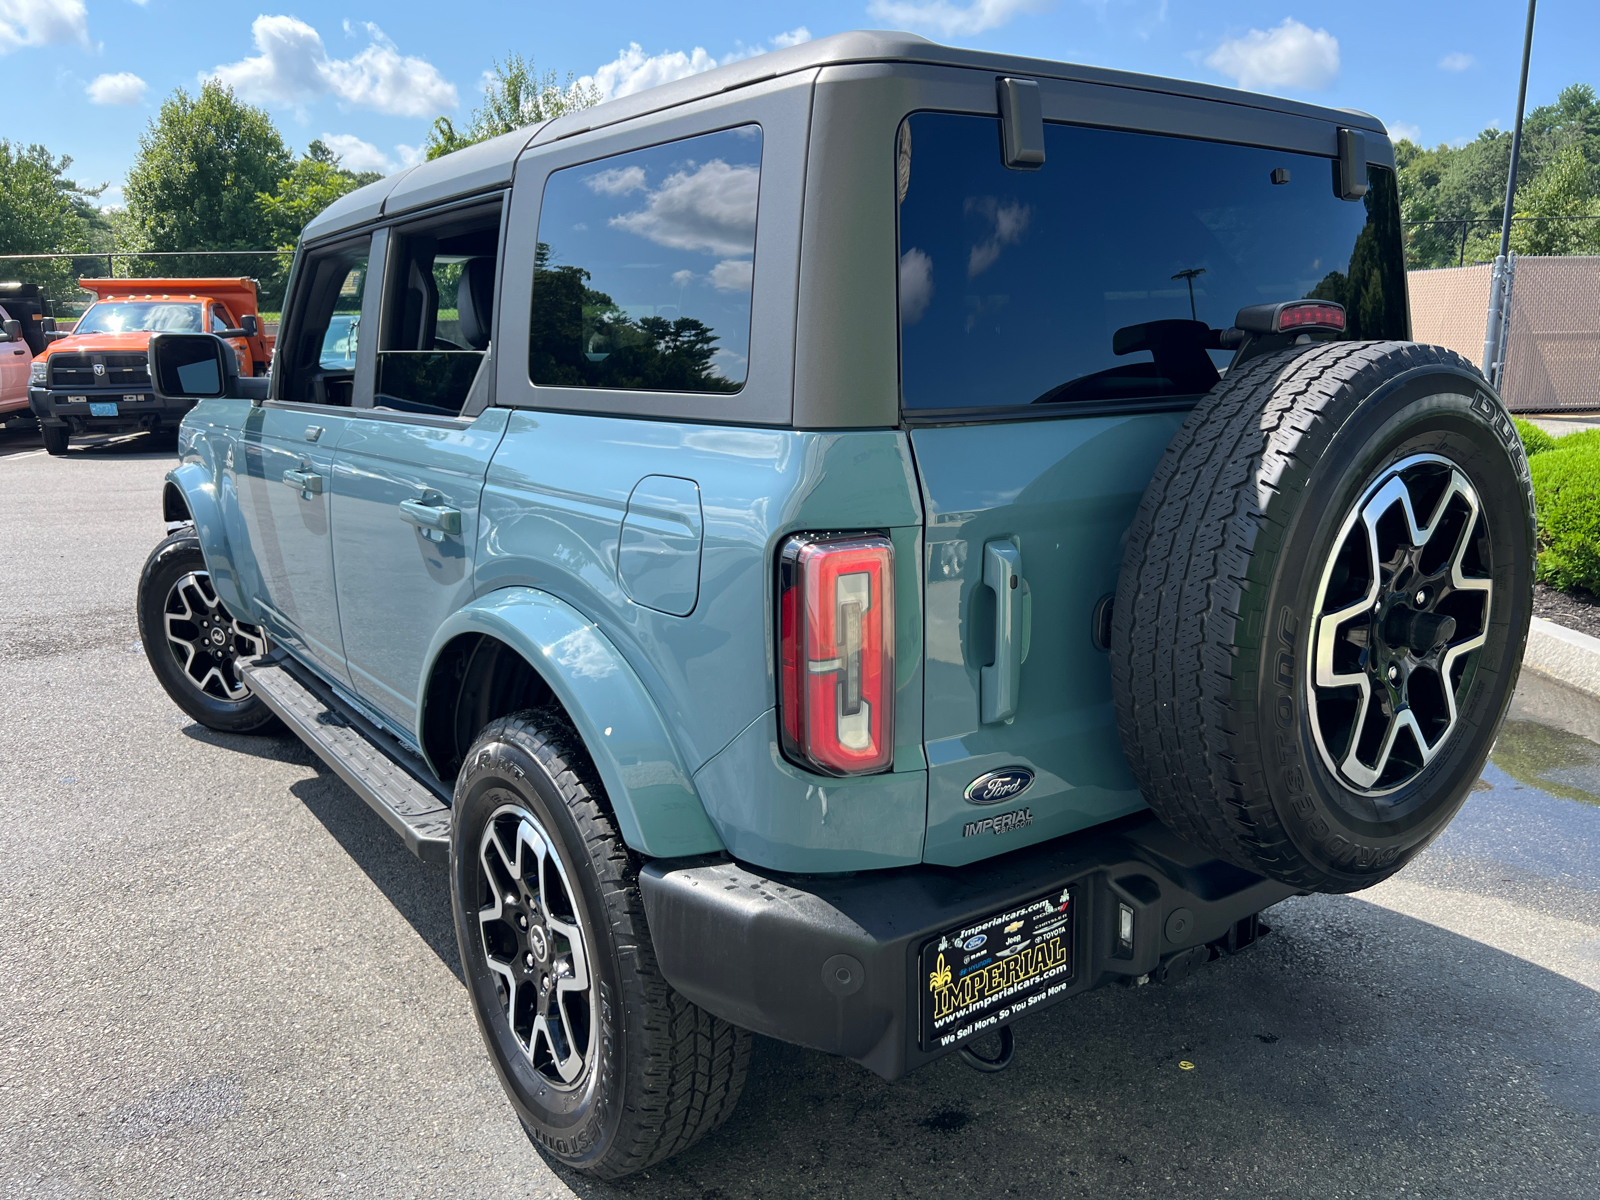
[
  {"left": 208, "top": 627, "right": 228, "bottom": 646},
  {"left": 529, "top": 926, "right": 548, "bottom": 963}
]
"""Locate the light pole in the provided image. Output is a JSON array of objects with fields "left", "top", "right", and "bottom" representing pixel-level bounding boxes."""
[
  {"left": 1172, "top": 268, "right": 1206, "bottom": 320},
  {"left": 1482, "top": 0, "right": 1537, "bottom": 388}
]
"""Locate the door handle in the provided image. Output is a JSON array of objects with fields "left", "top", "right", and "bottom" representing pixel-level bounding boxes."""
[
  {"left": 282, "top": 467, "right": 322, "bottom": 497},
  {"left": 399, "top": 497, "right": 461, "bottom": 539},
  {"left": 980, "top": 540, "right": 1023, "bottom": 725}
]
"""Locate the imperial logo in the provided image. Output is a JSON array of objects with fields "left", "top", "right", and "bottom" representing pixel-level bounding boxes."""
[
  {"left": 964, "top": 767, "right": 1035, "bottom": 805},
  {"left": 962, "top": 808, "right": 1032, "bottom": 838}
]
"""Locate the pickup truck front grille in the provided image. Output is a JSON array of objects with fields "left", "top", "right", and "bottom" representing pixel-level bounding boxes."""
[{"left": 48, "top": 353, "right": 151, "bottom": 389}]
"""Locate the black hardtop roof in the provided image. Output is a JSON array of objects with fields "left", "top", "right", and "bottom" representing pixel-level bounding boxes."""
[{"left": 302, "top": 29, "right": 1386, "bottom": 243}]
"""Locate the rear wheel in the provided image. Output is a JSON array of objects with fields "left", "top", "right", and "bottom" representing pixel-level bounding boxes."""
[
  {"left": 137, "top": 527, "right": 279, "bottom": 733},
  {"left": 1111, "top": 341, "right": 1535, "bottom": 893},
  {"left": 450, "top": 711, "right": 750, "bottom": 1178},
  {"left": 41, "top": 422, "right": 68, "bottom": 456}
]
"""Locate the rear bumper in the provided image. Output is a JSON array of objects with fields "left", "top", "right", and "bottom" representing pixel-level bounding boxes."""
[
  {"left": 639, "top": 812, "right": 1296, "bottom": 1081},
  {"left": 29, "top": 387, "right": 194, "bottom": 431}
]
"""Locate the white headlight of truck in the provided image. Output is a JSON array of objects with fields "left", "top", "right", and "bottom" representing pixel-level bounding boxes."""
[{"left": 30, "top": 361, "right": 47, "bottom": 384}]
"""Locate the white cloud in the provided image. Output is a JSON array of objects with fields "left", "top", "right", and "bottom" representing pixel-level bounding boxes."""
[
  {"left": 394, "top": 143, "right": 425, "bottom": 169},
  {"left": 0, "top": 0, "right": 88, "bottom": 53},
  {"left": 1388, "top": 121, "right": 1422, "bottom": 144},
  {"left": 319, "top": 133, "right": 393, "bottom": 173},
  {"left": 610, "top": 160, "right": 759, "bottom": 257},
  {"left": 965, "top": 197, "right": 1031, "bottom": 278},
  {"left": 208, "top": 16, "right": 457, "bottom": 117},
  {"left": 1205, "top": 19, "right": 1340, "bottom": 92},
  {"left": 577, "top": 28, "right": 815, "bottom": 101},
  {"left": 864, "top": 0, "right": 1046, "bottom": 37},
  {"left": 899, "top": 248, "right": 934, "bottom": 325},
  {"left": 671, "top": 269, "right": 696, "bottom": 287},
  {"left": 86, "top": 72, "right": 147, "bottom": 106},
  {"left": 709, "top": 258, "right": 753, "bottom": 292},
  {"left": 1438, "top": 52, "right": 1474, "bottom": 71},
  {"left": 585, "top": 165, "right": 648, "bottom": 195}
]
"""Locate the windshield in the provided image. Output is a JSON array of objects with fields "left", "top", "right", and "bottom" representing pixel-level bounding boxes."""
[{"left": 75, "top": 302, "right": 204, "bottom": 335}]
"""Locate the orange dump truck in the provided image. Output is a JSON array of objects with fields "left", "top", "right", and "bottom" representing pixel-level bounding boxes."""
[{"left": 28, "top": 278, "right": 274, "bottom": 456}]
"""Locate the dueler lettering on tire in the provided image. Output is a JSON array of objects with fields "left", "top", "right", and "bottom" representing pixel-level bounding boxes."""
[
  {"left": 449, "top": 710, "right": 750, "bottom": 1178},
  {"left": 1110, "top": 342, "right": 1534, "bottom": 893}
]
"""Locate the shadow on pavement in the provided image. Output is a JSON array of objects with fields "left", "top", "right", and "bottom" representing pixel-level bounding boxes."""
[{"left": 287, "top": 767, "right": 463, "bottom": 983}]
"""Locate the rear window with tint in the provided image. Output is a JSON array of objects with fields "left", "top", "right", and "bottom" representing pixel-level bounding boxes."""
[
  {"left": 897, "top": 114, "right": 1408, "bottom": 415},
  {"left": 529, "top": 126, "right": 761, "bottom": 393}
]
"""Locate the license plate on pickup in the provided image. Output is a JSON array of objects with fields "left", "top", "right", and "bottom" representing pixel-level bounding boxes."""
[
  {"left": 89, "top": 401, "right": 119, "bottom": 417},
  {"left": 920, "top": 886, "right": 1076, "bottom": 1051}
]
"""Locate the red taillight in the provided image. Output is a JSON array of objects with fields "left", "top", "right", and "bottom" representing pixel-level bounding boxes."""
[
  {"left": 1275, "top": 302, "right": 1346, "bottom": 332},
  {"left": 777, "top": 533, "right": 895, "bottom": 776}
]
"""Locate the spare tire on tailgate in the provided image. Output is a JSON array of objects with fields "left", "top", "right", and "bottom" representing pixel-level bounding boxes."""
[{"left": 1110, "top": 341, "right": 1535, "bottom": 894}]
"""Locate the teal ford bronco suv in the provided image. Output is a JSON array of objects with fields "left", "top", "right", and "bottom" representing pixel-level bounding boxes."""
[{"left": 137, "top": 32, "right": 1535, "bottom": 1178}]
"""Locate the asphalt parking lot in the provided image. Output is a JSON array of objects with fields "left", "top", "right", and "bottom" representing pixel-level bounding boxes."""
[{"left": 2, "top": 428, "right": 1598, "bottom": 1199}]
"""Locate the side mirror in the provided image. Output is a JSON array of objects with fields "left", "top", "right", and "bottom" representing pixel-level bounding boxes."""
[
  {"left": 42, "top": 317, "right": 56, "bottom": 334},
  {"left": 150, "top": 332, "right": 241, "bottom": 401},
  {"left": 1, "top": 320, "right": 18, "bottom": 343},
  {"left": 44, "top": 330, "right": 70, "bottom": 343},
  {"left": 240, "top": 314, "right": 259, "bottom": 338}
]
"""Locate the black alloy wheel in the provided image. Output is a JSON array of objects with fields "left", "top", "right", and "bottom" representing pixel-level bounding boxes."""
[{"left": 137, "top": 526, "right": 281, "bottom": 733}]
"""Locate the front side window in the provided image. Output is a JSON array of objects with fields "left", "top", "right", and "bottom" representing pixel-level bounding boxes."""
[
  {"left": 279, "top": 238, "right": 370, "bottom": 405},
  {"left": 529, "top": 126, "right": 762, "bottom": 393},
  {"left": 897, "top": 114, "right": 1408, "bottom": 414},
  {"left": 75, "top": 302, "right": 203, "bottom": 334}
]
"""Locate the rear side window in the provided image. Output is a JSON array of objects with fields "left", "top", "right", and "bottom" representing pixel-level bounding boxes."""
[
  {"left": 897, "top": 114, "right": 1407, "bottom": 414},
  {"left": 528, "top": 126, "right": 761, "bottom": 393}
]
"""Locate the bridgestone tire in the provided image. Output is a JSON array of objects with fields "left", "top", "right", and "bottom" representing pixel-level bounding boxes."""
[
  {"left": 1110, "top": 342, "right": 1535, "bottom": 893},
  {"left": 137, "top": 527, "right": 281, "bottom": 734},
  {"left": 41, "top": 423, "right": 68, "bottom": 456},
  {"left": 450, "top": 711, "right": 751, "bottom": 1179}
]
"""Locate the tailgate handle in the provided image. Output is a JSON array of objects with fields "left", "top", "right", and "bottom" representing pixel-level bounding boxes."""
[{"left": 981, "top": 540, "right": 1023, "bottom": 724}]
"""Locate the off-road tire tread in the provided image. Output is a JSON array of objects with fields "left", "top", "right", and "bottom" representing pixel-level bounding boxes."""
[
  {"left": 1109, "top": 340, "right": 1497, "bottom": 893},
  {"left": 478, "top": 711, "right": 751, "bottom": 1178}
]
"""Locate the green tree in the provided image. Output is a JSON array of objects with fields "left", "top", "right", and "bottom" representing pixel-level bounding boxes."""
[
  {"left": 1509, "top": 144, "right": 1600, "bottom": 256},
  {"left": 425, "top": 55, "right": 601, "bottom": 160},
  {"left": 257, "top": 139, "right": 383, "bottom": 257},
  {"left": 0, "top": 141, "right": 106, "bottom": 296},
  {"left": 125, "top": 82, "right": 292, "bottom": 255},
  {"left": 1398, "top": 83, "right": 1600, "bottom": 267}
]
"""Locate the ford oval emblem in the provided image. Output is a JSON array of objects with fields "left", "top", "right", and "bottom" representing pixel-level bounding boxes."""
[
  {"left": 963, "top": 934, "right": 987, "bottom": 952},
  {"left": 964, "top": 767, "right": 1035, "bottom": 805}
]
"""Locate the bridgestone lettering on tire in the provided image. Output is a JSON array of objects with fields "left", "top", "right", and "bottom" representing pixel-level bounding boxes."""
[
  {"left": 1110, "top": 342, "right": 1535, "bottom": 893},
  {"left": 450, "top": 710, "right": 751, "bottom": 1179}
]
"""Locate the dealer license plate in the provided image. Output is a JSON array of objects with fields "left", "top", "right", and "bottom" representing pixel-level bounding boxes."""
[
  {"left": 920, "top": 886, "right": 1075, "bottom": 1051},
  {"left": 89, "top": 401, "right": 118, "bottom": 416}
]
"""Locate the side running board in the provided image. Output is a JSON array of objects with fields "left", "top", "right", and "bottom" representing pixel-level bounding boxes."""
[{"left": 240, "top": 652, "right": 452, "bottom": 863}]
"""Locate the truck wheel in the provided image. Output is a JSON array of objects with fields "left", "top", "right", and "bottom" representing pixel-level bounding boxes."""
[
  {"left": 41, "top": 423, "right": 69, "bottom": 456},
  {"left": 137, "top": 526, "right": 279, "bottom": 733},
  {"left": 1111, "top": 342, "right": 1535, "bottom": 893},
  {"left": 450, "top": 711, "right": 750, "bottom": 1179}
]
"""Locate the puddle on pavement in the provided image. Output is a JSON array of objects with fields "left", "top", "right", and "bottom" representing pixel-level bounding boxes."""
[{"left": 1427, "top": 669, "right": 1600, "bottom": 892}]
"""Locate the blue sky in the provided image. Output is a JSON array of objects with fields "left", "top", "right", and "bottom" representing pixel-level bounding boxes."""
[{"left": 3, "top": 0, "right": 1595, "bottom": 209}]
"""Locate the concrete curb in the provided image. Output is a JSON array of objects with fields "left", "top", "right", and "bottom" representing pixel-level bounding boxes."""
[{"left": 1523, "top": 616, "right": 1600, "bottom": 701}]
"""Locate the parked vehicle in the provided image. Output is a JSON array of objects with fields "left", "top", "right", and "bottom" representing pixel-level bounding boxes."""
[
  {"left": 0, "top": 283, "right": 51, "bottom": 425},
  {"left": 137, "top": 32, "right": 1535, "bottom": 1179},
  {"left": 29, "top": 277, "right": 273, "bottom": 455}
]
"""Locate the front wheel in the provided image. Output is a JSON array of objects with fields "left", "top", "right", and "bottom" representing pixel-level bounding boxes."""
[
  {"left": 450, "top": 711, "right": 750, "bottom": 1179},
  {"left": 136, "top": 527, "right": 280, "bottom": 733},
  {"left": 41, "top": 422, "right": 68, "bottom": 456}
]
